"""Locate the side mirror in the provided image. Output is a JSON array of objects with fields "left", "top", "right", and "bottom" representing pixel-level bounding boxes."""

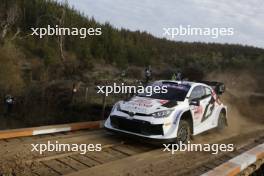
[
  {"left": 189, "top": 99, "right": 200, "bottom": 106},
  {"left": 217, "top": 84, "right": 225, "bottom": 95}
]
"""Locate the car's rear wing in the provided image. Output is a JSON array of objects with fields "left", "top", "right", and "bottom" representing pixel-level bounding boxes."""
[{"left": 200, "top": 81, "right": 225, "bottom": 95}]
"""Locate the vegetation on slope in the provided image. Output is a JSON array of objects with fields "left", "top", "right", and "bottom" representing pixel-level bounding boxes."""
[{"left": 0, "top": 0, "right": 263, "bottom": 128}]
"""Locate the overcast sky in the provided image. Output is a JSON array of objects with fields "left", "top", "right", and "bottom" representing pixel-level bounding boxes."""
[{"left": 59, "top": 0, "right": 264, "bottom": 48}]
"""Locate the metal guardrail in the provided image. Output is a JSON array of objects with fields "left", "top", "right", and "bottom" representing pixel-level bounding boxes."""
[{"left": 0, "top": 120, "right": 104, "bottom": 139}]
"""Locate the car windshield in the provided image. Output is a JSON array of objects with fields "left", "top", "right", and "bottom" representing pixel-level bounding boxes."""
[{"left": 138, "top": 82, "right": 190, "bottom": 101}]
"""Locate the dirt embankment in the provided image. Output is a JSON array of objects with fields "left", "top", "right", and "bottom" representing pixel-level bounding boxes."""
[{"left": 0, "top": 70, "right": 263, "bottom": 176}]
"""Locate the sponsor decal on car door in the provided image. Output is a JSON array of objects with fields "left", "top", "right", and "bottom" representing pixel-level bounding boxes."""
[{"left": 190, "top": 86, "right": 215, "bottom": 126}]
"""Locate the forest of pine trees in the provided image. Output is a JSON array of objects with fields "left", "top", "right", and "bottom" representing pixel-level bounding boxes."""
[
  {"left": 0, "top": 0, "right": 263, "bottom": 75},
  {"left": 0, "top": 0, "right": 263, "bottom": 126}
]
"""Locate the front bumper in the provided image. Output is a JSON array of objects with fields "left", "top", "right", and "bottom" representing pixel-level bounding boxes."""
[
  {"left": 110, "top": 115, "right": 164, "bottom": 135},
  {"left": 104, "top": 115, "right": 176, "bottom": 141}
]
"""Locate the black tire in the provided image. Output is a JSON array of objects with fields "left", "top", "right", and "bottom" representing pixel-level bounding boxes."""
[
  {"left": 176, "top": 120, "right": 191, "bottom": 144},
  {"left": 217, "top": 111, "right": 227, "bottom": 131}
]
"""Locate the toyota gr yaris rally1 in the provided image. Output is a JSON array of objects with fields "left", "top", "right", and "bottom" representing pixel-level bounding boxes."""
[{"left": 104, "top": 80, "right": 227, "bottom": 143}]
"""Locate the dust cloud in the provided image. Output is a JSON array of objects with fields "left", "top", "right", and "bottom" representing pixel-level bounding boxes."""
[{"left": 206, "top": 70, "right": 264, "bottom": 135}]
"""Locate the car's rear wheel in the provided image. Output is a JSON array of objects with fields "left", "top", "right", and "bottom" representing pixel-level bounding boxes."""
[
  {"left": 176, "top": 120, "right": 191, "bottom": 144},
  {"left": 217, "top": 111, "right": 227, "bottom": 131}
]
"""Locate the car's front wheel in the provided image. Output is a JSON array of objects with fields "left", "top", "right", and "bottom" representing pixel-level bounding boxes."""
[{"left": 176, "top": 120, "right": 191, "bottom": 144}]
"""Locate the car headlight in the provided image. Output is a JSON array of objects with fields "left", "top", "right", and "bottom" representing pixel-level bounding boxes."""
[
  {"left": 116, "top": 103, "right": 121, "bottom": 111},
  {"left": 152, "top": 110, "right": 173, "bottom": 118},
  {"left": 111, "top": 103, "right": 121, "bottom": 113}
]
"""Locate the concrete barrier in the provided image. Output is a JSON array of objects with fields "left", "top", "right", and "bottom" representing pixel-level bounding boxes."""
[
  {"left": 0, "top": 121, "right": 105, "bottom": 140},
  {"left": 201, "top": 143, "right": 264, "bottom": 176}
]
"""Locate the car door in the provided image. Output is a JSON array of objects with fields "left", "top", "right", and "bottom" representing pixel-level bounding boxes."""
[{"left": 189, "top": 86, "right": 213, "bottom": 126}]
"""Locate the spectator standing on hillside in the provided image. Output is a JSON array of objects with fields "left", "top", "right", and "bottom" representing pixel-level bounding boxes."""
[
  {"left": 171, "top": 70, "right": 182, "bottom": 81},
  {"left": 171, "top": 73, "right": 177, "bottom": 80},
  {"left": 176, "top": 71, "right": 182, "bottom": 81},
  {"left": 4, "top": 95, "right": 15, "bottom": 116},
  {"left": 121, "top": 70, "right": 126, "bottom": 78},
  {"left": 120, "top": 69, "right": 127, "bottom": 82},
  {"left": 144, "top": 65, "right": 152, "bottom": 84}
]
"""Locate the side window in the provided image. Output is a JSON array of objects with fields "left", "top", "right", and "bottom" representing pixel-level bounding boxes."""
[
  {"left": 204, "top": 87, "right": 212, "bottom": 97},
  {"left": 190, "top": 86, "right": 205, "bottom": 100}
]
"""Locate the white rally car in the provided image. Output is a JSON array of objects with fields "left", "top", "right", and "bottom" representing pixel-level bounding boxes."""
[{"left": 104, "top": 80, "right": 227, "bottom": 143}]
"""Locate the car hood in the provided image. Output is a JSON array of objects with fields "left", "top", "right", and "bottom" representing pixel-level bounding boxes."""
[{"left": 120, "top": 96, "right": 178, "bottom": 115}]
